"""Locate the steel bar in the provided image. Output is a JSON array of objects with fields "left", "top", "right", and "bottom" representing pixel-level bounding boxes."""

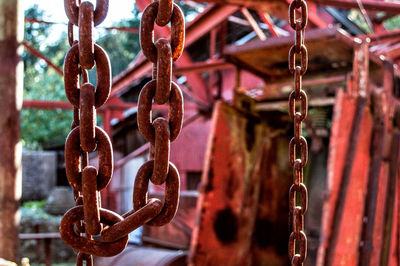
[
  {"left": 22, "top": 42, "right": 63, "bottom": 76},
  {"left": 240, "top": 8, "right": 266, "bottom": 41},
  {"left": 258, "top": 12, "right": 278, "bottom": 37},
  {"left": 324, "top": 96, "right": 367, "bottom": 265},
  {"left": 362, "top": 29, "right": 400, "bottom": 43},
  {"left": 254, "top": 97, "right": 335, "bottom": 111},
  {"left": 0, "top": 0, "right": 23, "bottom": 261}
]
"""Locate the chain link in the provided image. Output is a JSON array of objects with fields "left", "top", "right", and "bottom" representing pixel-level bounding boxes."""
[
  {"left": 60, "top": 0, "right": 185, "bottom": 261},
  {"left": 288, "top": 0, "right": 308, "bottom": 265}
]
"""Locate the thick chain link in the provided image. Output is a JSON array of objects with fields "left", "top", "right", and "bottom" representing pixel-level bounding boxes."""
[
  {"left": 59, "top": 0, "right": 184, "bottom": 261},
  {"left": 288, "top": 0, "right": 308, "bottom": 265}
]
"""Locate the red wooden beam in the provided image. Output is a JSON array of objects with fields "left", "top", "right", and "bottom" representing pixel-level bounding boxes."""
[
  {"left": 25, "top": 18, "right": 139, "bottom": 34},
  {"left": 22, "top": 41, "right": 63, "bottom": 76},
  {"left": 23, "top": 100, "right": 73, "bottom": 110},
  {"left": 173, "top": 59, "right": 234, "bottom": 74}
]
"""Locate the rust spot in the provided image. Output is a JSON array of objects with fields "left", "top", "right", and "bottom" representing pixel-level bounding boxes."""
[
  {"left": 245, "top": 120, "right": 255, "bottom": 151},
  {"left": 213, "top": 208, "right": 238, "bottom": 243}
]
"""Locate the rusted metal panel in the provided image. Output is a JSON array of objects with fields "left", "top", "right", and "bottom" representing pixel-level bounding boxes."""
[
  {"left": 251, "top": 136, "right": 292, "bottom": 266},
  {"left": 317, "top": 89, "right": 372, "bottom": 265},
  {"left": 189, "top": 101, "right": 266, "bottom": 265}
]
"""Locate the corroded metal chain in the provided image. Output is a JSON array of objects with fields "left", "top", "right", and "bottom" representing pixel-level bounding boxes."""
[
  {"left": 59, "top": 0, "right": 184, "bottom": 262},
  {"left": 288, "top": 0, "right": 308, "bottom": 265},
  {"left": 133, "top": 0, "right": 184, "bottom": 225}
]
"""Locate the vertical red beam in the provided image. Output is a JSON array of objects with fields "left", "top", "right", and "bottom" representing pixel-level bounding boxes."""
[
  {"left": 0, "top": 0, "right": 23, "bottom": 262},
  {"left": 317, "top": 89, "right": 372, "bottom": 266}
]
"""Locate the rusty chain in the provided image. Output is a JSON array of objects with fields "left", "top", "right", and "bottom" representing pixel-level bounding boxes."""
[
  {"left": 60, "top": 0, "right": 184, "bottom": 261},
  {"left": 288, "top": 0, "right": 308, "bottom": 265}
]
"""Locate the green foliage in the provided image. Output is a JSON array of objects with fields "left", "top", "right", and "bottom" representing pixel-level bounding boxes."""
[
  {"left": 385, "top": 15, "right": 400, "bottom": 30},
  {"left": 22, "top": 200, "right": 46, "bottom": 209},
  {"left": 22, "top": 6, "right": 140, "bottom": 149},
  {"left": 20, "top": 201, "right": 60, "bottom": 224}
]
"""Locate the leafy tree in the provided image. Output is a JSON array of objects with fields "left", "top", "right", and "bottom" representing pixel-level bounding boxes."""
[{"left": 22, "top": 6, "right": 140, "bottom": 149}]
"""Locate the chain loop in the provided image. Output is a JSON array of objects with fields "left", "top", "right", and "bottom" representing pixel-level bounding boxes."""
[
  {"left": 64, "top": 0, "right": 109, "bottom": 26},
  {"left": 289, "top": 0, "right": 308, "bottom": 29},
  {"left": 64, "top": 43, "right": 111, "bottom": 108},
  {"left": 82, "top": 166, "right": 102, "bottom": 235},
  {"left": 79, "top": 83, "right": 96, "bottom": 152},
  {"left": 155, "top": 38, "right": 172, "bottom": 104},
  {"left": 289, "top": 44, "right": 308, "bottom": 75},
  {"left": 100, "top": 198, "right": 163, "bottom": 242},
  {"left": 137, "top": 80, "right": 183, "bottom": 144},
  {"left": 289, "top": 136, "right": 308, "bottom": 166},
  {"left": 151, "top": 118, "right": 171, "bottom": 185},
  {"left": 60, "top": 206, "right": 128, "bottom": 257},
  {"left": 289, "top": 90, "right": 307, "bottom": 120},
  {"left": 140, "top": 2, "right": 185, "bottom": 63},
  {"left": 289, "top": 184, "right": 308, "bottom": 215},
  {"left": 65, "top": 126, "right": 113, "bottom": 192},
  {"left": 133, "top": 160, "right": 180, "bottom": 226},
  {"left": 61, "top": 0, "right": 184, "bottom": 260},
  {"left": 76, "top": 253, "right": 93, "bottom": 266},
  {"left": 78, "top": 1, "right": 95, "bottom": 69},
  {"left": 288, "top": 231, "right": 307, "bottom": 263},
  {"left": 288, "top": 0, "right": 308, "bottom": 264},
  {"left": 156, "top": 0, "right": 173, "bottom": 26},
  {"left": 68, "top": 22, "right": 75, "bottom": 47}
]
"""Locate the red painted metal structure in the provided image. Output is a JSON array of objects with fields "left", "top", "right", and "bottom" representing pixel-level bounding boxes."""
[{"left": 23, "top": 0, "right": 400, "bottom": 265}]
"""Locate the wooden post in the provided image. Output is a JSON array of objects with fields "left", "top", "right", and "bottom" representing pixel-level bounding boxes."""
[{"left": 0, "top": 0, "right": 23, "bottom": 262}]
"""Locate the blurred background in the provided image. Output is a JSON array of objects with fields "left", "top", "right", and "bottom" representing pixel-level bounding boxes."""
[{"left": 0, "top": 0, "right": 400, "bottom": 265}]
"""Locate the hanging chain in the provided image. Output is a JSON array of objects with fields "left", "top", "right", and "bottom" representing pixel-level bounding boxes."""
[
  {"left": 288, "top": 0, "right": 308, "bottom": 265},
  {"left": 59, "top": 0, "right": 185, "bottom": 262}
]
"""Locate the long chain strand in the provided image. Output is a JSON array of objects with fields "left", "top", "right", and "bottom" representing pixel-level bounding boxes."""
[
  {"left": 59, "top": 0, "right": 185, "bottom": 261},
  {"left": 288, "top": 0, "right": 309, "bottom": 265}
]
